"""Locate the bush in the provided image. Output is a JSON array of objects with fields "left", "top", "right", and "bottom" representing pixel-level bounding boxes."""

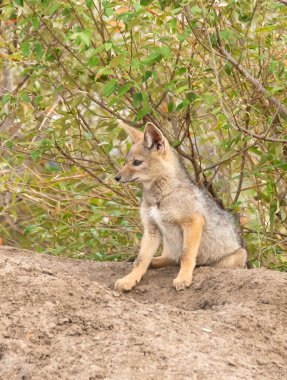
[{"left": 0, "top": 0, "right": 287, "bottom": 270}]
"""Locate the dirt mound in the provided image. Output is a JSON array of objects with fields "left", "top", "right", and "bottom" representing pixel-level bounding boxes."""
[{"left": 0, "top": 247, "right": 286, "bottom": 380}]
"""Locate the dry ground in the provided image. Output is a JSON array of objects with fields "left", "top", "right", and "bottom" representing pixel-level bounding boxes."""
[{"left": 0, "top": 246, "right": 286, "bottom": 380}]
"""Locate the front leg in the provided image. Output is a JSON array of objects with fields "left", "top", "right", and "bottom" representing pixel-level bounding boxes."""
[
  {"left": 173, "top": 213, "right": 204, "bottom": 291},
  {"left": 115, "top": 225, "right": 161, "bottom": 291}
]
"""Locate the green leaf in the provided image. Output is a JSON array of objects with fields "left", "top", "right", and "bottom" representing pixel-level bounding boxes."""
[
  {"left": 102, "top": 79, "right": 118, "bottom": 97},
  {"left": 176, "top": 67, "right": 187, "bottom": 75},
  {"left": 175, "top": 85, "right": 189, "bottom": 95},
  {"left": 79, "top": 31, "right": 91, "bottom": 46},
  {"left": 14, "top": 0, "right": 23, "bottom": 6},
  {"left": 136, "top": 105, "right": 150, "bottom": 120},
  {"left": 161, "top": 46, "right": 170, "bottom": 59},
  {"left": 32, "top": 16, "right": 40, "bottom": 30},
  {"left": 30, "top": 151, "right": 40, "bottom": 161},
  {"left": 88, "top": 55, "right": 99, "bottom": 67},
  {"left": 95, "top": 67, "right": 113, "bottom": 78},
  {"left": 109, "top": 56, "right": 123, "bottom": 68},
  {"left": 117, "top": 11, "right": 137, "bottom": 24},
  {"left": 171, "top": 7, "right": 182, "bottom": 15},
  {"left": 55, "top": 85, "right": 65, "bottom": 93},
  {"left": 34, "top": 42, "right": 43, "bottom": 60},
  {"left": 167, "top": 102, "right": 174, "bottom": 112},
  {"left": 204, "top": 94, "right": 215, "bottom": 105},
  {"left": 172, "top": 140, "right": 182, "bottom": 148},
  {"left": 140, "top": 0, "right": 153, "bottom": 6},
  {"left": 39, "top": 138, "right": 52, "bottom": 150},
  {"left": 4, "top": 140, "right": 13, "bottom": 148},
  {"left": 46, "top": 53, "right": 56, "bottom": 62},
  {"left": 34, "top": 96, "right": 43, "bottom": 106},
  {"left": 2, "top": 93, "right": 11, "bottom": 104},
  {"left": 24, "top": 224, "right": 38, "bottom": 235},
  {"left": 190, "top": 5, "right": 202, "bottom": 14},
  {"left": 21, "top": 42, "right": 30, "bottom": 58},
  {"left": 118, "top": 129, "right": 128, "bottom": 141},
  {"left": 269, "top": 200, "right": 277, "bottom": 235},
  {"left": 256, "top": 25, "right": 282, "bottom": 33},
  {"left": 274, "top": 162, "right": 287, "bottom": 171},
  {"left": 49, "top": 3, "right": 61, "bottom": 16},
  {"left": 118, "top": 83, "right": 133, "bottom": 96},
  {"left": 210, "top": 35, "right": 218, "bottom": 48},
  {"left": 186, "top": 92, "right": 197, "bottom": 102},
  {"left": 91, "top": 45, "right": 105, "bottom": 54},
  {"left": 143, "top": 51, "right": 162, "bottom": 66},
  {"left": 176, "top": 99, "right": 189, "bottom": 110},
  {"left": 21, "top": 92, "right": 30, "bottom": 104},
  {"left": 103, "top": 1, "right": 113, "bottom": 17},
  {"left": 224, "top": 61, "right": 233, "bottom": 75},
  {"left": 159, "top": 0, "right": 167, "bottom": 10},
  {"left": 105, "top": 42, "right": 113, "bottom": 51},
  {"left": 132, "top": 92, "right": 143, "bottom": 108},
  {"left": 220, "top": 30, "right": 233, "bottom": 41},
  {"left": 86, "top": 0, "right": 93, "bottom": 7},
  {"left": 107, "top": 96, "right": 120, "bottom": 107},
  {"left": 249, "top": 147, "right": 262, "bottom": 156},
  {"left": 142, "top": 71, "right": 152, "bottom": 82}
]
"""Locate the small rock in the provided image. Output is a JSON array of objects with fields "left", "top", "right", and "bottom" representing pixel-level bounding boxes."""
[
  {"left": 202, "top": 328, "right": 212, "bottom": 333},
  {"left": 135, "top": 286, "right": 149, "bottom": 293}
]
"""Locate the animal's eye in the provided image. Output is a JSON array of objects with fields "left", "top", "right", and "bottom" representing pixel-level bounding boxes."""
[{"left": 133, "top": 159, "right": 142, "bottom": 166}]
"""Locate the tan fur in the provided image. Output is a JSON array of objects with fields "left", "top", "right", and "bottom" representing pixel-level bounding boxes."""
[
  {"left": 114, "top": 122, "right": 247, "bottom": 292},
  {"left": 173, "top": 214, "right": 205, "bottom": 291},
  {"left": 213, "top": 248, "right": 247, "bottom": 268},
  {"left": 149, "top": 256, "right": 176, "bottom": 269}
]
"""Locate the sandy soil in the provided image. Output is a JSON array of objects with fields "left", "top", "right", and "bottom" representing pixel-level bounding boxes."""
[{"left": 0, "top": 246, "right": 286, "bottom": 380}]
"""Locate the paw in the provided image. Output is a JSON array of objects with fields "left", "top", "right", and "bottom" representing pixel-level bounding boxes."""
[
  {"left": 114, "top": 276, "right": 137, "bottom": 292},
  {"left": 173, "top": 275, "right": 192, "bottom": 291}
]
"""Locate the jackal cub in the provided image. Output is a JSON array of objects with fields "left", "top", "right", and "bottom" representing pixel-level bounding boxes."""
[{"left": 114, "top": 122, "right": 247, "bottom": 291}]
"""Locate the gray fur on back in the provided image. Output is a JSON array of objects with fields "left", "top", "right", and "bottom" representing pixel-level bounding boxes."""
[{"left": 141, "top": 155, "right": 243, "bottom": 266}]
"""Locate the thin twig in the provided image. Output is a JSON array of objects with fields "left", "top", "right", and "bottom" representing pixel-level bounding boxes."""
[{"left": 214, "top": 24, "right": 287, "bottom": 120}]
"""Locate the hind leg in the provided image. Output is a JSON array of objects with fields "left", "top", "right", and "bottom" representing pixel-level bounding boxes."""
[
  {"left": 150, "top": 256, "right": 177, "bottom": 269},
  {"left": 214, "top": 248, "right": 247, "bottom": 268},
  {"left": 150, "top": 236, "right": 179, "bottom": 269}
]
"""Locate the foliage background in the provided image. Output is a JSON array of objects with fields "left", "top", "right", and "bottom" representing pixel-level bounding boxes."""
[{"left": 0, "top": 0, "right": 287, "bottom": 269}]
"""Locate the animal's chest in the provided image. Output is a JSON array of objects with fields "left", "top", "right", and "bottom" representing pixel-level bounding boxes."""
[
  {"left": 149, "top": 205, "right": 172, "bottom": 234},
  {"left": 150, "top": 206, "right": 162, "bottom": 226},
  {"left": 148, "top": 205, "right": 183, "bottom": 259}
]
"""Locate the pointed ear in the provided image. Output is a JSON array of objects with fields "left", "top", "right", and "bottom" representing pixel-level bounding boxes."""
[
  {"left": 144, "top": 122, "right": 165, "bottom": 151},
  {"left": 117, "top": 120, "right": 143, "bottom": 143}
]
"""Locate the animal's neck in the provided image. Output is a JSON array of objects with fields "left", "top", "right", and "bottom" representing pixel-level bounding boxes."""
[{"left": 142, "top": 156, "right": 190, "bottom": 205}]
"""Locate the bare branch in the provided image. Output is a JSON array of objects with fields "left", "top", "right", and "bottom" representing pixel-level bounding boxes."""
[{"left": 215, "top": 38, "right": 287, "bottom": 120}]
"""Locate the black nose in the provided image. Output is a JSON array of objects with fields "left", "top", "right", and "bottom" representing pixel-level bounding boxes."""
[{"left": 114, "top": 175, "right": 121, "bottom": 182}]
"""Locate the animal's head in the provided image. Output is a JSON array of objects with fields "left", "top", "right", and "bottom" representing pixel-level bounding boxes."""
[{"left": 114, "top": 122, "right": 170, "bottom": 184}]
